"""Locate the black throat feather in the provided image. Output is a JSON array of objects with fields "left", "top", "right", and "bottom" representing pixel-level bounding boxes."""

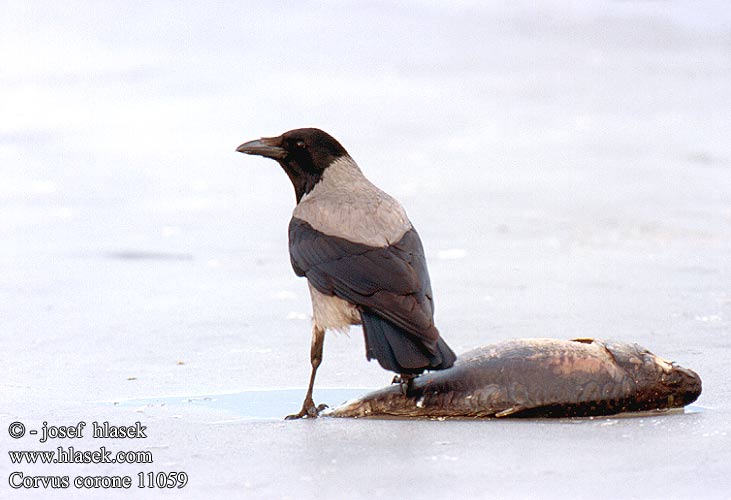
[{"left": 278, "top": 160, "right": 323, "bottom": 203}]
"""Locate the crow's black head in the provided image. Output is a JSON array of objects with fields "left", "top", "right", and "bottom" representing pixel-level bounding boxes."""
[{"left": 237, "top": 128, "right": 349, "bottom": 202}]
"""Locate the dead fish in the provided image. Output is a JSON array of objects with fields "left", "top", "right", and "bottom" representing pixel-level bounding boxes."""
[{"left": 326, "top": 338, "right": 702, "bottom": 418}]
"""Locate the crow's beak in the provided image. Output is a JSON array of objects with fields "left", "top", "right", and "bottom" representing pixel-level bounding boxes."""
[{"left": 236, "top": 137, "right": 287, "bottom": 160}]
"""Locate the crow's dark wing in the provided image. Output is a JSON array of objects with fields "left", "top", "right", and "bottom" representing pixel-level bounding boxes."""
[{"left": 288, "top": 217, "right": 438, "bottom": 344}]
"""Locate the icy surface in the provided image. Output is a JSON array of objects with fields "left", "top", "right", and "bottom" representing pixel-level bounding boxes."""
[{"left": 2, "top": 1, "right": 730, "bottom": 498}]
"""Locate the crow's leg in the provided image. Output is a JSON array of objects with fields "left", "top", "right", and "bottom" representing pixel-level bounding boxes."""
[{"left": 285, "top": 325, "right": 327, "bottom": 420}]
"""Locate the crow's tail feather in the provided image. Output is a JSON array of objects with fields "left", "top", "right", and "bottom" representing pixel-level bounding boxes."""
[{"left": 361, "top": 310, "right": 456, "bottom": 374}]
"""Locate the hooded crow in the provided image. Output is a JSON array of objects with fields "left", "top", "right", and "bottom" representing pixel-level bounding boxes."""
[{"left": 237, "top": 128, "right": 456, "bottom": 419}]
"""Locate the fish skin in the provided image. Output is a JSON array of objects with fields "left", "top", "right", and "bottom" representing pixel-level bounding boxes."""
[{"left": 326, "top": 338, "right": 702, "bottom": 419}]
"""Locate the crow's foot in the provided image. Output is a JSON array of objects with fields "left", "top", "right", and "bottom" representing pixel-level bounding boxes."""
[
  {"left": 391, "top": 374, "right": 416, "bottom": 395},
  {"left": 285, "top": 399, "right": 328, "bottom": 420}
]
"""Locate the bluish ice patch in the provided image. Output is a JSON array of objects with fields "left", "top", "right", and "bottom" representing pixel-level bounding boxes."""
[{"left": 110, "top": 388, "right": 370, "bottom": 420}]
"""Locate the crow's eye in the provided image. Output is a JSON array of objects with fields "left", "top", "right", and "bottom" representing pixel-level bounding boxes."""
[{"left": 296, "top": 140, "right": 306, "bottom": 149}]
